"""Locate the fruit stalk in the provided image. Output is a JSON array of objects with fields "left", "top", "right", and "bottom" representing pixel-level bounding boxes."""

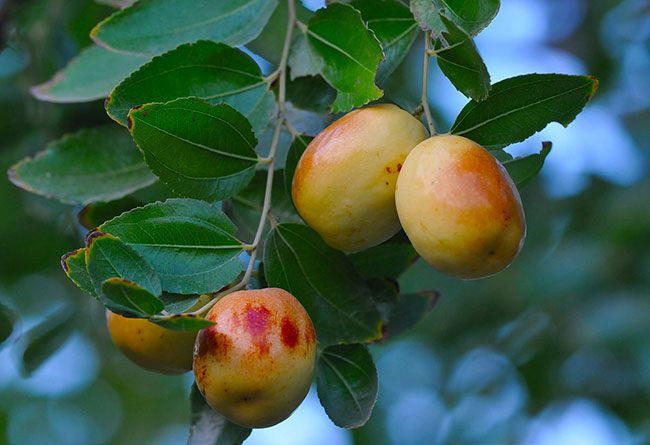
[{"left": 421, "top": 30, "right": 436, "bottom": 135}]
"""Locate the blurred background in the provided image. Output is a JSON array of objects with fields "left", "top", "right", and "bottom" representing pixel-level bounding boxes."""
[{"left": 0, "top": 0, "right": 648, "bottom": 444}]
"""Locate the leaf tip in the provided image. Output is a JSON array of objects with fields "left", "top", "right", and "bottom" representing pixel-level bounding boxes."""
[
  {"left": 586, "top": 75, "right": 599, "bottom": 100},
  {"left": 6, "top": 159, "right": 36, "bottom": 194}
]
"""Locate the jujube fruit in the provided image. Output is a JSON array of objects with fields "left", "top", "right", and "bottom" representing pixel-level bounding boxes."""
[
  {"left": 193, "top": 288, "right": 317, "bottom": 428},
  {"left": 292, "top": 103, "right": 427, "bottom": 252},
  {"left": 106, "top": 310, "right": 196, "bottom": 374},
  {"left": 395, "top": 134, "right": 526, "bottom": 279}
]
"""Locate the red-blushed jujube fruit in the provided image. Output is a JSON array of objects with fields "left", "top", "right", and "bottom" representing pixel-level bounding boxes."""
[
  {"left": 292, "top": 103, "right": 428, "bottom": 252},
  {"left": 106, "top": 311, "right": 196, "bottom": 374},
  {"left": 193, "top": 288, "right": 317, "bottom": 428},
  {"left": 395, "top": 135, "right": 526, "bottom": 279}
]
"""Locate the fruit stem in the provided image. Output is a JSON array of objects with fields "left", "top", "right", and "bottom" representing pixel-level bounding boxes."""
[
  {"left": 421, "top": 30, "right": 437, "bottom": 136},
  {"left": 180, "top": 0, "right": 297, "bottom": 318}
]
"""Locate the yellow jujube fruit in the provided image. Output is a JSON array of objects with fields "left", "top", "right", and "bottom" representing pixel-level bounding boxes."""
[
  {"left": 106, "top": 311, "right": 197, "bottom": 374},
  {"left": 292, "top": 103, "right": 428, "bottom": 252},
  {"left": 193, "top": 288, "right": 317, "bottom": 428},
  {"left": 395, "top": 135, "right": 526, "bottom": 279}
]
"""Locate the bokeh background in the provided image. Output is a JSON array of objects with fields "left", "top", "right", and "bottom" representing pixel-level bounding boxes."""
[{"left": 1, "top": 0, "right": 649, "bottom": 444}]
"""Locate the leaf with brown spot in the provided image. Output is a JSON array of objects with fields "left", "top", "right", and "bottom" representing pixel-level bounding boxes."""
[
  {"left": 99, "top": 199, "right": 244, "bottom": 294},
  {"left": 85, "top": 232, "right": 162, "bottom": 302},
  {"left": 61, "top": 248, "right": 97, "bottom": 298}
]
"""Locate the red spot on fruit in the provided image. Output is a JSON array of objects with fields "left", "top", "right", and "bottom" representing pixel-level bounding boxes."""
[
  {"left": 397, "top": 163, "right": 402, "bottom": 172},
  {"left": 196, "top": 326, "right": 218, "bottom": 359},
  {"left": 304, "top": 322, "right": 316, "bottom": 345},
  {"left": 281, "top": 317, "right": 299, "bottom": 348},
  {"left": 385, "top": 166, "right": 392, "bottom": 173},
  {"left": 244, "top": 304, "right": 271, "bottom": 356},
  {"left": 195, "top": 327, "right": 232, "bottom": 362},
  {"left": 245, "top": 305, "right": 270, "bottom": 336}
]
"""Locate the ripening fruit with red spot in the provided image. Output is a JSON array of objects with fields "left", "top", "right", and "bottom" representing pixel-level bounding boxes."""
[
  {"left": 106, "top": 311, "right": 196, "bottom": 374},
  {"left": 395, "top": 135, "right": 526, "bottom": 279},
  {"left": 193, "top": 288, "right": 317, "bottom": 428},
  {"left": 292, "top": 103, "right": 427, "bottom": 252}
]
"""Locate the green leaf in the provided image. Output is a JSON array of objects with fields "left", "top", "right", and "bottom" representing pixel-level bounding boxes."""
[
  {"left": 317, "top": 344, "right": 378, "bottom": 429},
  {"left": 152, "top": 315, "right": 215, "bottom": 332},
  {"left": 99, "top": 199, "right": 244, "bottom": 294},
  {"left": 247, "top": 0, "right": 313, "bottom": 64},
  {"left": 383, "top": 290, "right": 440, "bottom": 339},
  {"left": 128, "top": 98, "right": 259, "bottom": 202},
  {"left": 30, "top": 45, "right": 147, "bottom": 103},
  {"left": 450, "top": 74, "right": 599, "bottom": 150},
  {"left": 20, "top": 306, "right": 74, "bottom": 376},
  {"left": 107, "top": 41, "right": 275, "bottom": 135},
  {"left": 160, "top": 293, "right": 201, "bottom": 314},
  {"left": 434, "top": 15, "right": 490, "bottom": 101},
  {"left": 305, "top": 3, "right": 384, "bottom": 112},
  {"left": 61, "top": 248, "right": 97, "bottom": 297},
  {"left": 286, "top": 76, "right": 336, "bottom": 112},
  {"left": 410, "top": 0, "right": 445, "bottom": 34},
  {"left": 284, "top": 134, "right": 312, "bottom": 200},
  {"left": 352, "top": 0, "right": 419, "bottom": 82},
  {"left": 410, "top": 0, "right": 500, "bottom": 36},
  {"left": 189, "top": 383, "right": 252, "bottom": 445},
  {"left": 226, "top": 170, "right": 302, "bottom": 243},
  {"left": 78, "top": 196, "right": 144, "bottom": 230},
  {"left": 101, "top": 277, "right": 164, "bottom": 317},
  {"left": 438, "top": 0, "right": 500, "bottom": 36},
  {"left": 86, "top": 232, "right": 162, "bottom": 298},
  {"left": 349, "top": 233, "right": 418, "bottom": 279},
  {"left": 503, "top": 141, "right": 552, "bottom": 188},
  {"left": 367, "top": 278, "right": 400, "bottom": 321},
  {"left": 288, "top": 33, "right": 321, "bottom": 79},
  {"left": 492, "top": 149, "right": 514, "bottom": 162},
  {"left": 0, "top": 302, "right": 15, "bottom": 346},
  {"left": 91, "top": 0, "right": 278, "bottom": 56},
  {"left": 264, "top": 223, "right": 382, "bottom": 346},
  {"left": 8, "top": 126, "right": 156, "bottom": 205}
]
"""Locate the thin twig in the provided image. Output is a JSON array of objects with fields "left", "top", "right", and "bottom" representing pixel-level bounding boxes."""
[{"left": 421, "top": 30, "right": 436, "bottom": 135}]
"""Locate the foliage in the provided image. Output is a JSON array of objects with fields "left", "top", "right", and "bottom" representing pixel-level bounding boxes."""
[{"left": 2, "top": 0, "right": 608, "bottom": 443}]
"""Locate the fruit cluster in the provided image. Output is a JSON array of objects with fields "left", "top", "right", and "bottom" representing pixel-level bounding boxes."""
[
  {"left": 293, "top": 104, "right": 526, "bottom": 279},
  {"left": 106, "top": 103, "right": 525, "bottom": 428}
]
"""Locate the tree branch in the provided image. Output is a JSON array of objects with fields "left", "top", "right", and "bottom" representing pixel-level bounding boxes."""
[{"left": 164, "top": 0, "right": 297, "bottom": 319}]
